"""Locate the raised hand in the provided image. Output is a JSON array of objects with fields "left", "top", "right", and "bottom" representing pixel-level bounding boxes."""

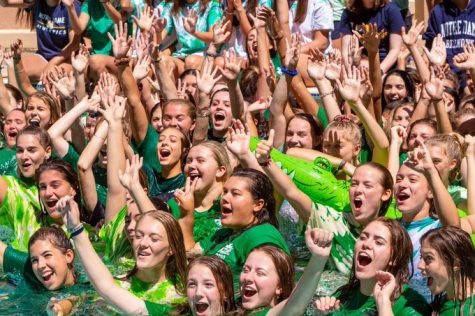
[
  {"left": 336, "top": 66, "right": 361, "bottom": 103},
  {"left": 71, "top": 44, "right": 89, "bottom": 74},
  {"left": 183, "top": 8, "right": 198, "bottom": 35},
  {"left": 248, "top": 6, "right": 267, "bottom": 29},
  {"left": 305, "top": 227, "right": 333, "bottom": 258},
  {"left": 353, "top": 23, "right": 385, "bottom": 53},
  {"left": 401, "top": 20, "right": 424, "bottom": 47},
  {"left": 453, "top": 42, "right": 475, "bottom": 71},
  {"left": 197, "top": 61, "right": 222, "bottom": 94},
  {"left": 284, "top": 33, "right": 301, "bottom": 72},
  {"left": 174, "top": 176, "right": 197, "bottom": 218},
  {"left": 98, "top": 72, "right": 119, "bottom": 101},
  {"left": 324, "top": 49, "right": 342, "bottom": 82},
  {"left": 132, "top": 3, "right": 155, "bottom": 33},
  {"left": 307, "top": 48, "right": 326, "bottom": 82},
  {"left": 46, "top": 298, "right": 65, "bottom": 316},
  {"left": 61, "top": 0, "right": 74, "bottom": 7},
  {"left": 390, "top": 125, "right": 407, "bottom": 147},
  {"left": 57, "top": 195, "right": 81, "bottom": 231},
  {"left": 314, "top": 296, "right": 341, "bottom": 313},
  {"left": 373, "top": 271, "right": 397, "bottom": 302},
  {"left": 255, "top": 129, "right": 275, "bottom": 164},
  {"left": 11, "top": 39, "right": 23, "bottom": 59},
  {"left": 135, "top": 32, "right": 150, "bottom": 59},
  {"left": 3, "top": 50, "right": 14, "bottom": 68},
  {"left": 150, "top": 11, "right": 167, "bottom": 37},
  {"left": 407, "top": 139, "right": 435, "bottom": 173},
  {"left": 246, "top": 96, "right": 271, "bottom": 113},
  {"left": 423, "top": 34, "right": 447, "bottom": 66},
  {"left": 77, "top": 95, "right": 101, "bottom": 113},
  {"left": 220, "top": 48, "right": 242, "bottom": 81},
  {"left": 466, "top": 134, "right": 475, "bottom": 157},
  {"left": 359, "top": 66, "right": 373, "bottom": 102},
  {"left": 132, "top": 53, "right": 151, "bottom": 81},
  {"left": 107, "top": 22, "right": 133, "bottom": 58},
  {"left": 50, "top": 67, "right": 76, "bottom": 99},
  {"left": 225, "top": 119, "right": 251, "bottom": 159},
  {"left": 98, "top": 95, "right": 127, "bottom": 124},
  {"left": 424, "top": 65, "right": 445, "bottom": 101},
  {"left": 348, "top": 34, "right": 363, "bottom": 67},
  {"left": 211, "top": 18, "right": 231, "bottom": 46},
  {"left": 118, "top": 154, "right": 143, "bottom": 192},
  {"left": 0, "top": 46, "right": 5, "bottom": 65}
]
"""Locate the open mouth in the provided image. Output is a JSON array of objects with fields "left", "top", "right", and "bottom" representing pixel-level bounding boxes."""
[
  {"left": 242, "top": 288, "right": 257, "bottom": 299},
  {"left": 42, "top": 271, "right": 53, "bottom": 282},
  {"left": 159, "top": 148, "right": 171, "bottom": 159},
  {"left": 396, "top": 192, "right": 410, "bottom": 203},
  {"left": 221, "top": 206, "right": 232, "bottom": 215},
  {"left": 189, "top": 172, "right": 200, "bottom": 181},
  {"left": 137, "top": 250, "right": 151, "bottom": 259},
  {"left": 195, "top": 302, "right": 209, "bottom": 314},
  {"left": 357, "top": 253, "right": 372, "bottom": 267},
  {"left": 213, "top": 112, "right": 226, "bottom": 123},
  {"left": 29, "top": 119, "right": 40, "bottom": 127},
  {"left": 22, "top": 162, "right": 32, "bottom": 169},
  {"left": 46, "top": 200, "right": 57, "bottom": 208},
  {"left": 353, "top": 198, "right": 363, "bottom": 209},
  {"left": 7, "top": 131, "right": 17, "bottom": 138}
]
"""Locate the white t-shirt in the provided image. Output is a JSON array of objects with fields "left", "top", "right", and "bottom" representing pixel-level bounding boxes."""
[{"left": 288, "top": 0, "right": 334, "bottom": 44}]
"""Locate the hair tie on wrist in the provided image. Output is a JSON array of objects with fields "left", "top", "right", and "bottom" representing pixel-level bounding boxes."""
[
  {"left": 281, "top": 66, "right": 298, "bottom": 77},
  {"left": 68, "top": 223, "right": 84, "bottom": 238}
]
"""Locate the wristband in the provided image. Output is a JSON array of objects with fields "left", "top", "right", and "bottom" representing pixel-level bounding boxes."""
[
  {"left": 337, "top": 159, "right": 347, "bottom": 172},
  {"left": 70, "top": 225, "right": 84, "bottom": 238},
  {"left": 319, "top": 90, "right": 334, "bottom": 98},
  {"left": 281, "top": 66, "right": 298, "bottom": 77},
  {"left": 68, "top": 223, "right": 83, "bottom": 235},
  {"left": 205, "top": 50, "right": 218, "bottom": 58}
]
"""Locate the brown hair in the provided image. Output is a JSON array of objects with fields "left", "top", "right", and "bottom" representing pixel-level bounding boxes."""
[
  {"left": 25, "top": 92, "right": 61, "bottom": 127},
  {"left": 287, "top": 113, "right": 324, "bottom": 150},
  {"left": 250, "top": 245, "right": 295, "bottom": 303},
  {"left": 187, "top": 256, "right": 236, "bottom": 313},
  {"left": 134, "top": 211, "right": 187, "bottom": 294},
  {"left": 353, "top": 162, "right": 394, "bottom": 216},
  {"left": 420, "top": 226, "right": 475, "bottom": 315},
  {"left": 16, "top": 125, "right": 51, "bottom": 150},
  {"left": 337, "top": 218, "right": 413, "bottom": 302},
  {"left": 159, "top": 126, "right": 192, "bottom": 164},
  {"left": 162, "top": 98, "right": 196, "bottom": 120},
  {"left": 345, "top": 0, "right": 388, "bottom": 14}
]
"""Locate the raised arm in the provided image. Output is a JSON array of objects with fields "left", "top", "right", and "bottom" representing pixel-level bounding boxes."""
[
  {"left": 336, "top": 67, "right": 389, "bottom": 165},
  {"left": 225, "top": 119, "right": 263, "bottom": 171},
  {"left": 58, "top": 197, "right": 147, "bottom": 314},
  {"left": 12, "top": 39, "right": 37, "bottom": 96},
  {"left": 109, "top": 22, "right": 149, "bottom": 143},
  {"left": 71, "top": 44, "right": 90, "bottom": 102},
  {"left": 424, "top": 65, "right": 452, "bottom": 134},
  {"left": 220, "top": 49, "right": 245, "bottom": 121},
  {"left": 387, "top": 126, "right": 406, "bottom": 184},
  {"left": 401, "top": 21, "right": 430, "bottom": 83},
  {"left": 255, "top": 130, "right": 313, "bottom": 223},
  {"left": 64, "top": 0, "right": 90, "bottom": 34},
  {"left": 453, "top": 43, "right": 475, "bottom": 90},
  {"left": 183, "top": 8, "right": 214, "bottom": 43},
  {"left": 461, "top": 135, "right": 475, "bottom": 234},
  {"left": 98, "top": 95, "right": 127, "bottom": 224},
  {"left": 77, "top": 120, "right": 108, "bottom": 215},
  {"left": 380, "top": 32, "right": 402, "bottom": 74},
  {"left": 0, "top": 48, "right": 15, "bottom": 115},
  {"left": 270, "top": 34, "right": 301, "bottom": 149},
  {"left": 268, "top": 228, "right": 332, "bottom": 316}
]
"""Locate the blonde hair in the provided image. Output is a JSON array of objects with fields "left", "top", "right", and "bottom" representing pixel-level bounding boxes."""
[
  {"left": 324, "top": 120, "right": 362, "bottom": 146},
  {"left": 195, "top": 141, "right": 231, "bottom": 180},
  {"left": 425, "top": 134, "right": 462, "bottom": 183}
]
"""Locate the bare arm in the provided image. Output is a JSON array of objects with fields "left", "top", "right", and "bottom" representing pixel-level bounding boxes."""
[
  {"left": 12, "top": 40, "right": 37, "bottom": 96},
  {"left": 380, "top": 33, "right": 402, "bottom": 73}
]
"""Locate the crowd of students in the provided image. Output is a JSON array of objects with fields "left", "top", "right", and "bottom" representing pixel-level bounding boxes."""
[{"left": 0, "top": 0, "right": 474, "bottom": 314}]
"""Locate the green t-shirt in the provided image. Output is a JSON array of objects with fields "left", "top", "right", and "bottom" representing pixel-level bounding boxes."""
[
  {"left": 81, "top": 0, "right": 134, "bottom": 55},
  {"left": 98, "top": 205, "right": 134, "bottom": 266},
  {"left": 145, "top": 300, "right": 176, "bottom": 316},
  {"left": 168, "top": 197, "right": 222, "bottom": 242},
  {"left": 0, "top": 147, "right": 17, "bottom": 176},
  {"left": 248, "top": 307, "right": 271, "bottom": 315},
  {"left": 200, "top": 223, "right": 290, "bottom": 278},
  {"left": 331, "top": 286, "right": 431, "bottom": 315},
  {"left": 134, "top": 124, "right": 161, "bottom": 174},
  {"left": 439, "top": 294, "right": 475, "bottom": 316},
  {"left": 116, "top": 275, "right": 186, "bottom": 305},
  {"left": 155, "top": 172, "right": 185, "bottom": 202},
  {"left": 166, "top": 1, "right": 223, "bottom": 57}
]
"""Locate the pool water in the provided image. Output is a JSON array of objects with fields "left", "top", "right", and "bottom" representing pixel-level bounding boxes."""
[{"left": 0, "top": 226, "right": 348, "bottom": 315}]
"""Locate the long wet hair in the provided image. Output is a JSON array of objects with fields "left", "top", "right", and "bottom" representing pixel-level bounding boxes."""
[
  {"left": 186, "top": 256, "right": 236, "bottom": 314},
  {"left": 420, "top": 226, "right": 475, "bottom": 315},
  {"left": 130, "top": 211, "right": 187, "bottom": 294},
  {"left": 336, "top": 218, "right": 413, "bottom": 302}
]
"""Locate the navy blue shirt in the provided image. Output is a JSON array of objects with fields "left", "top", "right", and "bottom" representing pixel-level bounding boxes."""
[
  {"left": 423, "top": 0, "right": 475, "bottom": 72},
  {"left": 339, "top": 2, "right": 405, "bottom": 61},
  {"left": 34, "top": 1, "right": 80, "bottom": 61}
]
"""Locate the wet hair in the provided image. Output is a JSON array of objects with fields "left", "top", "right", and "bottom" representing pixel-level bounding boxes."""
[
  {"left": 162, "top": 99, "right": 196, "bottom": 121},
  {"left": 420, "top": 226, "right": 475, "bottom": 314},
  {"left": 250, "top": 245, "right": 295, "bottom": 303},
  {"left": 36, "top": 160, "right": 85, "bottom": 224},
  {"left": 179, "top": 69, "right": 198, "bottom": 81},
  {"left": 240, "top": 66, "right": 259, "bottom": 102},
  {"left": 150, "top": 103, "right": 162, "bottom": 120},
  {"left": 453, "top": 107, "right": 475, "bottom": 127},
  {"left": 5, "top": 83, "right": 23, "bottom": 104},
  {"left": 425, "top": 134, "right": 462, "bottom": 183},
  {"left": 28, "top": 226, "right": 77, "bottom": 282},
  {"left": 382, "top": 70, "right": 416, "bottom": 110},
  {"left": 133, "top": 211, "right": 187, "bottom": 294},
  {"left": 406, "top": 118, "right": 437, "bottom": 146},
  {"left": 353, "top": 162, "right": 394, "bottom": 216},
  {"left": 210, "top": 87, "right": 230, "bottom": 104},
  {"left": 158, "top": 126, "right": 191, "bottom": 166},
  {"left": 193, "top": 141, "right": 231, "bottom": 180},
  {"left": 25, "top": 91, "right": 61, "bottom": 127},
  {"left": 286, "top": 113, "right": 324, "bottom": 150},
  {"left": 337, "top": 218, "right": 413, "bottom": 302},
  {"left": 187, "top": 256, "right": 236, "bottom": 314},
  {"left": 346, "top": 0, "right": 388, "bottom": 13},
  {"left": 16, "top": 125, "right": 51, "bottom": 150},
  {"left": 230, "top": 168, "right": 278, "bottom": 228}
]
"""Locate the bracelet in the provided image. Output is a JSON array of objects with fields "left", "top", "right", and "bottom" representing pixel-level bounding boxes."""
[
  {"left": 205, "top": 51, "right": 218, "bottom": 58},
  {"left": 319, "top": 90, "right": 334, "bottom": 98},
  {"left": 70, "top": 225, "right": 84, "bottom": 238},
  {"left": 197, "top": 109, "right": 211, "bottom": 118},
  {"left": 67, "top": 223, "right": 83, "bottom": 235},
  {"left": 337, "top": 159, "right": 347, "bottom": 172},
  {"left": 281, "top": 66, "right": 298, "bottom": 77},
  {"left": 152, "top": 57, "right": 162, "bottom": 64},
  {"left": 114, "top": 57, "right": 131, "bottom": 66}
]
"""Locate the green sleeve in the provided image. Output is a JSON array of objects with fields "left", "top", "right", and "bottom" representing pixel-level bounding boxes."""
[
  {"left": 135, "top": 124, "right": 161, "bottom": 173},
  {"left": 144, "top": 300, "right": 175, "bottom": 315},
  {"left": 393, "top": 287, "right": 432, "bottom": 316},
  {"left": 316, "top": 106, "right": 329, "bottom": 128},
  {"left": 62, "top": 144, "right": 80, "bottom": 171},
  {"left": 98, "top": 205, "right": 131, "bottom": 262},
  {"left": 206, "top": 2, "right": 223, "bottom": 29},
  {"left": 166, "top": 198, "right": 181, "bottom": 220},
  {"left": 80, "top": 0, "right": 89, "bottom": 13}
]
